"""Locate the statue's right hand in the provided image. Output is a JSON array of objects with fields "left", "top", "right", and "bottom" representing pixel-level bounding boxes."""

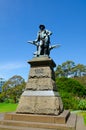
[
  {"left": 33, "top": 41, "right": 35, "bottom": 43},
  {"left": 27, "top": 41, "right": 34, "bottom": 44}
]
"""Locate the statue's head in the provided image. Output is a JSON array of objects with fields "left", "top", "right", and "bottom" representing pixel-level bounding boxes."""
[{"left": 39, "top": 25, "right": 45, "bottom": 30}]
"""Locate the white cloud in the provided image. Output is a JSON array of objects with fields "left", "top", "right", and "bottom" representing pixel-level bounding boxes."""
[
  {"left": 0, "top": 62, "right": 29, "bottom": 80},
  {"left": 0, "top": 62, "right": 27, "bottom": 71}
]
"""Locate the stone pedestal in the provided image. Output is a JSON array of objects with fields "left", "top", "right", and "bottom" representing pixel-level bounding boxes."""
[
  {"left": 16, "top": 56, "right": 63, "bottom": 115},
  {"left": 0, "top": 56, "right": 85, "bottom": 130}
]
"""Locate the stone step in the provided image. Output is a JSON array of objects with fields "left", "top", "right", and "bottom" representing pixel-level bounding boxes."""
[
  {"left": 66, "top": 113, "right": 77, "bottom": 128},
  {"left": 4, "top": 110, "right": 70, "bottom": 124},
  {"left": 0, "top": 114, "right": 4, "bottom": 120},
  {"left": 76, "top": 115, "right": 86, "bottom": 130},
  {"left": 0, "top": 120, "right": 74, "bottom": 130},
  {"left": 0, "top": 113, "right": 76, "bottom": 130},
  {"left": 0, "top": 125, "right": 53, "bottom": 130},
  {"left": 0, "top": 112, "right": 85, "bottom": 130}
]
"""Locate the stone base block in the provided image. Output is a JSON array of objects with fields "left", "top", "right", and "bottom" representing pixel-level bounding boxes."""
[
  {"left": 16, "top": 91, "right": 63, "bottom": 115},
  {"left": 4, "top": 110, "right": 70, "bottom": 124},
  {"left": 0, "top": 110, "right": 85, "bottom": 130}
]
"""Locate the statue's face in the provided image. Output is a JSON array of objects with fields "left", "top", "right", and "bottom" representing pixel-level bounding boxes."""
[{"left": 40, "top": 26, "right": 44, "bottom": 30}]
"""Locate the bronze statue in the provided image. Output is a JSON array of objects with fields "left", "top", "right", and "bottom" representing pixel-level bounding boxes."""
[{"left": 28, "top": 25, "right": 60, "bottom": 57}]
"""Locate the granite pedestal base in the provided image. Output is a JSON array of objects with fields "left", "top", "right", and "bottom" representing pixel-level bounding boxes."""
[{"left": 16, "top": 56, "right": 63, "bottom": 115}]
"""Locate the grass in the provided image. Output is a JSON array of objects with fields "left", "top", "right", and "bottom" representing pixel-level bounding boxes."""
[{"left": 0, "top": 103, "right": 18, "bottom": 113}]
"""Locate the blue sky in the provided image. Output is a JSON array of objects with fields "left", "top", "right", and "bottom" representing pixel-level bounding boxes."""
[{"left": 0, "top": 0, "right": 86, "bottom": 81}]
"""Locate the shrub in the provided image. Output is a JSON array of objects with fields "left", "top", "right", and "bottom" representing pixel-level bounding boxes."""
[
  {"left": 4, "top": 98, "right": 15, "bottom": 103},
  {"left": 56, "top": 77, "right": 86, "bottom": 97},
  {"left": 56, "top": 77, "right": 85, "bottom": 110},
  {"left": 59, "top": 91, "right": 79, "bottom": 110},
  {"left": 78, "top": 99, "right": 86, "bottom": 110}
]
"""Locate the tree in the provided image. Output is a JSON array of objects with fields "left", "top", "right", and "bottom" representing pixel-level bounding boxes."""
[
  {"left": 74, "top": 76, "right": 86, "bottom": 88},
  {"left": 7, "top": 82, "right": 26, "bottom": 103},
  {"left": 55, "top": 60, "right": 86, "bottom": 78},
  {"left": 56, "top": 77, "right": 86, "bottom": 97},
  {"left": 3, "top": 75, "right": 25, "bottom": 91},
  {"left": 61, "top": 60, "right": 75, "bottom": 77},
  {"left": 55, "top": 60, "right": 75, "bottom": 77},
  {"left": 55, "top": 65, "right": 64, "bottom": 77},
  {"left": 73, "top": 64, "right": 86, "bottom": 77},
  {"left": 0, "top": 75, "right": 26, "bottom": 103},
  {"left": 56, "top": 77, "right": 86, "bottom": 109}
]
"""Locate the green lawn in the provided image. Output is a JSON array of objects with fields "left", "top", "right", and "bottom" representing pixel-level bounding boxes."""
[{"left": 0, "top": 103, "right": 18, "bottom": 113}]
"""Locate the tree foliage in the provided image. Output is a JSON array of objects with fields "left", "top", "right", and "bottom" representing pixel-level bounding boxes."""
[
  {"left": 0, "top": 75, "right": 26, "bottom": 103},
  {"left": 74, "top": 76, "right": 86, "bottom": 88},
  {"left": 78, "top": 99, "right": 86, "bottom": 110},
  {"left": 3, "top": 75, "right": 25, "bottom": 91},
  {"left": 55, "top": 60, "right": 86, "bottom": 78},
  {"left": 56, "top": 77, "right": 86, "bottom": 110},
  {"left": 56, "top": 77, "right": 86, "bottom": 97}
]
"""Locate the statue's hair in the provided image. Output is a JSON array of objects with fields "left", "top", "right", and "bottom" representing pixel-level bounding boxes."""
[{"left": 39, "top": 25, "right": 45, "bottom": 29}]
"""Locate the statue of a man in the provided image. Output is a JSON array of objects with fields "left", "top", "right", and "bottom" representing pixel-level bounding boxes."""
[
  {"left": 34, "top": 25, "right": 52, "bottom": 56},
  {"left": 28, "top": 25, "right": 61, "bottom": 57}
]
